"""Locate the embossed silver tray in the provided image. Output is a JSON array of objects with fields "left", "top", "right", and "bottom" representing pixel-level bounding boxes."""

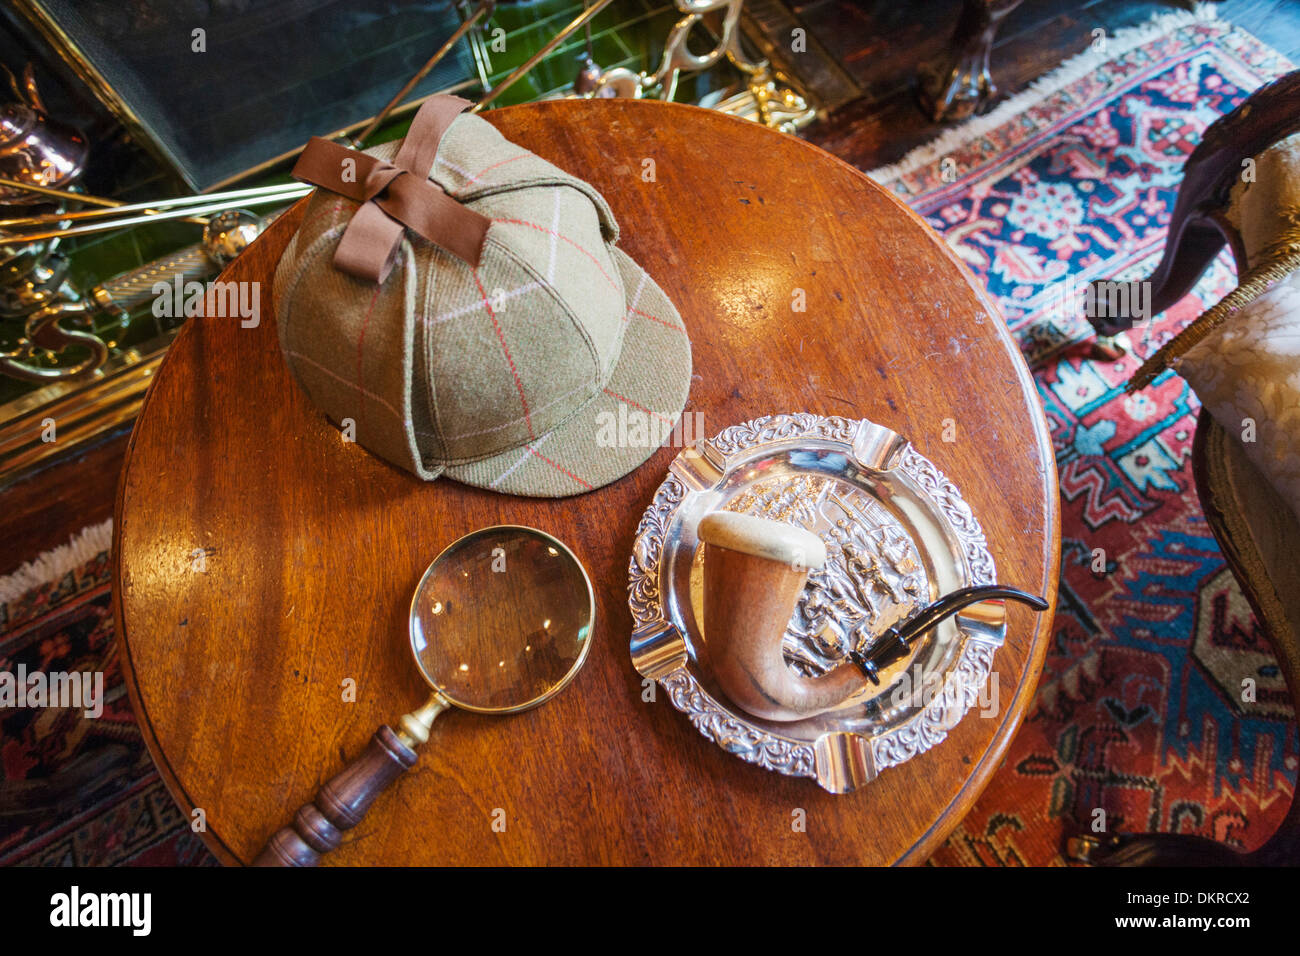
[{"left": 628, "top": 413, "right": 1006, "bottom": 793}]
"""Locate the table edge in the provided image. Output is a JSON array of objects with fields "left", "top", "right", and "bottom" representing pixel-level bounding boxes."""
[{"left": 113, "top": 101, "right": 1063, "bottom": 867}]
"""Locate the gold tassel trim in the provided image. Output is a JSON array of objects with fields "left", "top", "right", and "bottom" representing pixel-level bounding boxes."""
[{"left": 1128, "top": 230, "right": 1300, "bottom": 393}]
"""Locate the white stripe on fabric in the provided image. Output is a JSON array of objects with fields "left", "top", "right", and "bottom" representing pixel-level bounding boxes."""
[
  {"left": 488, "top": 431, "right": 551, "bottom": 488},
  {"left": 435, "top": 156, "right": 476, "bottom": 181},
  {"left": 425, "top": 282, "right": 540, "bottom": 325},
  {"left": 284, "top": 348, "right": 406, "bottom": 424},
  {"left": 627, "top": 269, "right": 648, "bottom": 315}
]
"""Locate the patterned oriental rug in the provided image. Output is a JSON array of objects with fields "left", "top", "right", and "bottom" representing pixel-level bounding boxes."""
[
  {"left": 0, "top": 521, "right": 212, "bottom": 865},
  {"left": 0, "top": 7, "right": 1294, "bottom": 868},
  {"left": 869, "top": 6, "right": 1298, "bottom": 865}
]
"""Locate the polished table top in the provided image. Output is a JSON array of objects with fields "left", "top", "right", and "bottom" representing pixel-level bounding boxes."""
[{"left": 114, "top": 98, "right": 1060, "bottom": 865}]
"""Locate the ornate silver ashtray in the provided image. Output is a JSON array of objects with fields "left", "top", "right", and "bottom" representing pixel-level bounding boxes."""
[{"left": 627, "top": 413, "right": 1005, "bottom": 793}]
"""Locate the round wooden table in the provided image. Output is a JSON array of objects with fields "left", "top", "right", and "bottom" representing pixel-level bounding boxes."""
[{"left": 114, "top": 99, "right": 1060, "bottom": 865}]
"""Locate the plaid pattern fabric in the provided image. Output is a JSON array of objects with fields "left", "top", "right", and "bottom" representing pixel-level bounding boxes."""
[
  {"left": 274, "top": 108, "right": 691, "bottom": 496},
  {"left": 446, "top": 247, "right": 690, "bottom": 495}
]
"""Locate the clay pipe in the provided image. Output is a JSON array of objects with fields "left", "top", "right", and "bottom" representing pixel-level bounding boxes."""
[
  {"left": 698, "top": 512, "right": 862, "bottom": 722},
  {"left": 698, "top": 512, "right": 1049, "bottom": 723}
]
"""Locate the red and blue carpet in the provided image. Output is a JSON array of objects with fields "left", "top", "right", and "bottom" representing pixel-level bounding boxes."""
[
  {"left": 0, "top": 5, "right": 1294, "bottom": 867},
  {"left": 869, "top": 6, "right": 1297, "bottom": 865}
]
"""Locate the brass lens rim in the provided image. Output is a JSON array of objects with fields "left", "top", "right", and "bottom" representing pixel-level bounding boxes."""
[{"left": 407, "top": 524, "right": 596, "bottom": 714}]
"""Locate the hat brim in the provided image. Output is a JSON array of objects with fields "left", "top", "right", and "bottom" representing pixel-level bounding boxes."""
[{"left": 442, "top": 246, "right": 692, "bottom": 497}]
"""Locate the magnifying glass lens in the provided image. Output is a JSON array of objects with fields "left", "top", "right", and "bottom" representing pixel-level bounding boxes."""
[{"left": 410, "top": 528, "right": 593, "bottom": 711}]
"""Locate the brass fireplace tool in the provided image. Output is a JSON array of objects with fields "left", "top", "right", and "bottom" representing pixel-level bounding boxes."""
[
  {"left": 565, "top": 0, "right": 817, "bottom": 133},
  {"left": 0, "top": 64, "right": 290, "bottom": 382}
]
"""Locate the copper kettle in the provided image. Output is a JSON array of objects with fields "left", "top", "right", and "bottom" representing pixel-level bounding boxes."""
[
  {"left": 0, "top": 63, "right": 87, "bottom": 204},
  {"left": 0, "top": 63, "right": 104, "bottom": 380}
]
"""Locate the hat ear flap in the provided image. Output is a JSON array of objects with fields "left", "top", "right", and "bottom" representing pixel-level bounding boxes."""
[{"left": 436, "top": 112, "right": 622, "bottom": 244}]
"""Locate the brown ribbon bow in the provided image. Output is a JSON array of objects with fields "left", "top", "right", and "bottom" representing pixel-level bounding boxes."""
[{"left": 291, "top": 95, "right": 491, "bottom": 283}]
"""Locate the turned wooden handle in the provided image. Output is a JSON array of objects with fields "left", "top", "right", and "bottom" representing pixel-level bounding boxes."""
[{"left": 253, "top": 725, "right": 418, "bottom": 866}]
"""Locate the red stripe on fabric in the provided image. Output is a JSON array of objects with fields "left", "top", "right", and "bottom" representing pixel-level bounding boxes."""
[
  {"left": 491, "top": 218, "right": 619, "bottom": 292},
  {"left": 312, "top": 199, "right": 349, "bottom": 230},
  {"left": 468, "top": 152, "right": 531, "bottom": 182},
  {"left": 527, "top": 444, "right": 593, "bottom": 490},
  {"left": 629, "top": 305, "right": 685, "bottom": 333},
  {"left": 354, "top": 285, "right": 383, "bottom": 434},
  {"left": 472, "top": 269, "right": 533, "bottom": 438},
  {"left": 602, "top": 387, "right": 673, "bottom": 424},
  {"left": 302, "top": 199, "right": 350, "bottom": 236}
]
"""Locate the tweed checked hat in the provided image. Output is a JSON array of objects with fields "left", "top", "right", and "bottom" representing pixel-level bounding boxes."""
[{"left": 273, "top": 95, "right": 691, "bottom": 497}]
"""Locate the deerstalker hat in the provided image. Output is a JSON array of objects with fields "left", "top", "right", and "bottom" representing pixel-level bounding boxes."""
[{"left": 274, "top": 95, "right": 691, "bottom": 496}]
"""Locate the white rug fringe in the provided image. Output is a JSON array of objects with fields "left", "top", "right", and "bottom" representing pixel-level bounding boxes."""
[
  {"left": 0, "top": 518, "right": 113, "bottom": 605},
  {"left": 868, "top": 2, "right": 1222, "bottom": 184}
]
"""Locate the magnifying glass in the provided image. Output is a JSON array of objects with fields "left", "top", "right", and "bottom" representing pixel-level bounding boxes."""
[{"left": 254, "top": 525, "right": 594, "bottom": 867}]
